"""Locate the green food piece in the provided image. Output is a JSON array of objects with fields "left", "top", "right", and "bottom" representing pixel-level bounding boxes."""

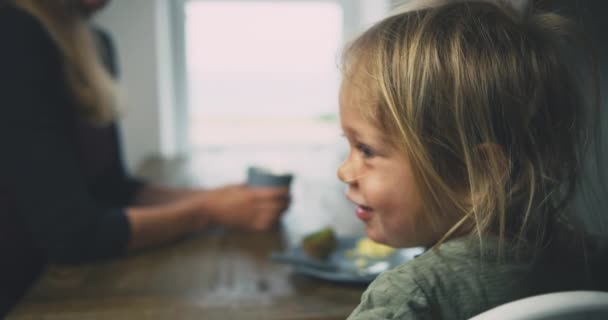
[{"left": 301, "top": 227, "right": 337, "bottom": 260}]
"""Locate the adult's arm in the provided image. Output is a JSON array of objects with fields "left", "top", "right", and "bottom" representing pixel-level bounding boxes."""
[{"left": 0, "top": 8, "right": 290, "bottom": 263}]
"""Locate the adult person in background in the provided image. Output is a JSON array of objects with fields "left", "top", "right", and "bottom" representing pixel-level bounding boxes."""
[{"left": 0, "top": 0, "right": 290, "bottom": 315}]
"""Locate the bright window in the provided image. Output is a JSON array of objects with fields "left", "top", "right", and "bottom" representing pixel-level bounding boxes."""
[{"left": 185, "top": 1, "right": 344, "bottom": 147}]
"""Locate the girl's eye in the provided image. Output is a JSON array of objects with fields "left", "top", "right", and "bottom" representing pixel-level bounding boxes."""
[{"left": 356, "top": 143, "right": 375, "bottom": 158}]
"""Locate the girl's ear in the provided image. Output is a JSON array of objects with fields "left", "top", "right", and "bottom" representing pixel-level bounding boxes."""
[
  {"left": 476, "top": 143, "right": 509, "bottom": 178},
  {"left": 470, "top": 143, "right": 511, "bottom": 212}
]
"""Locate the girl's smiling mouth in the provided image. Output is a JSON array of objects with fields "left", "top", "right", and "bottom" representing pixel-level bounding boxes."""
[
  {"left": 345, "top": 194, "right": 374, "bottom": 221},
  {"left": 355, "top": 204, "right": 373, "bottom": 221}
]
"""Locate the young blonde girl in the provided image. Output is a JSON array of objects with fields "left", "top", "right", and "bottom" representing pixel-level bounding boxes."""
[{"left": 337, "top": 0, "right": 606, "bottom": 318}]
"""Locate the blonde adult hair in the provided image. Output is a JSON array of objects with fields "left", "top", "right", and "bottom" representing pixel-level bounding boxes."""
[
  {"left": 342, "top": 0, "right": 597, "bottom": 257},
  {"left": 12, "top": 0, "right": 119, "bottom": 124}
]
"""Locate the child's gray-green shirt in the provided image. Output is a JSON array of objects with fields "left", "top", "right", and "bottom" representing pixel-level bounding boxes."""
[{"left": 347, "top": 236, "right": 591, "bottom": 320}]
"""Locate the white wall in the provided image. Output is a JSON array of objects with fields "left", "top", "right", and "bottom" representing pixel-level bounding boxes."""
[{"left": 95, "top": 0, "right": 179, "bottom": 171}]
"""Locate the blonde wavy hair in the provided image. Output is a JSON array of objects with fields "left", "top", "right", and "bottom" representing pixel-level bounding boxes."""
[
  {"left": 12, "top": 0, "right": 119, "bottom": 124},
  {"left": 342, "top": 0, "right": 597, "bottom": 257}
]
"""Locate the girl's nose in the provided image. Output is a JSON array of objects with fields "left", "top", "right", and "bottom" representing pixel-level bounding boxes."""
[{"left": 337, "top": 160, "right": 356, "bottom": 184}]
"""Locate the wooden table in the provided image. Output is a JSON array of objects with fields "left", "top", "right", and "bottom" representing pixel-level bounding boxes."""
[
  {"left": 8, "top": 147, "right": 367, "bottom": 319},
  {"left": 7, "top": 229, "right": 365, "bottom": 319}
]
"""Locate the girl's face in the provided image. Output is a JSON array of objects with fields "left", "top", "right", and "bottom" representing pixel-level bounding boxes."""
[{"left": 337, "top": 84, "right": 441, "bottom": 248}]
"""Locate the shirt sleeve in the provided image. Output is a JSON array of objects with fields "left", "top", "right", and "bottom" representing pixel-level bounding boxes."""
[
  {"left": 0, "top": 7, "right": 131, "bottom": 264},
  {"left": 347, "top": 269, "right": 433, "bottom": 320}
]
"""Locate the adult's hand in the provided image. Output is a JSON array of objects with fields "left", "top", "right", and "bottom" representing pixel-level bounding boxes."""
[{"left": 196, "top": 184, "right": 291, "bottom": 231}]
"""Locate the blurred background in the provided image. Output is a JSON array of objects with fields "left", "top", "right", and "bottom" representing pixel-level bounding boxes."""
[
  {"left": 94, "top": 0, "right": 608, "bottom": 236},
  {"left": 94, "top": 0, "right": 397, "bottom": 171},
  {"left": 93, "top": 0, "right": 402, "bottom": 237}
]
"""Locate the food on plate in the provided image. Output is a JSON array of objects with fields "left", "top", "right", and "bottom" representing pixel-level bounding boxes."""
[
  {"left": 349, "top": 237, "right": 395, "bottom": 258},
  {"left": 301, "top": 227, "right": 337, "bottom": 260}
]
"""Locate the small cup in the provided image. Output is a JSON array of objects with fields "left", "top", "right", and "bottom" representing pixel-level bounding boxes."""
[{"left": 247, "top": 166, "right": 293, "bottom": 188}]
